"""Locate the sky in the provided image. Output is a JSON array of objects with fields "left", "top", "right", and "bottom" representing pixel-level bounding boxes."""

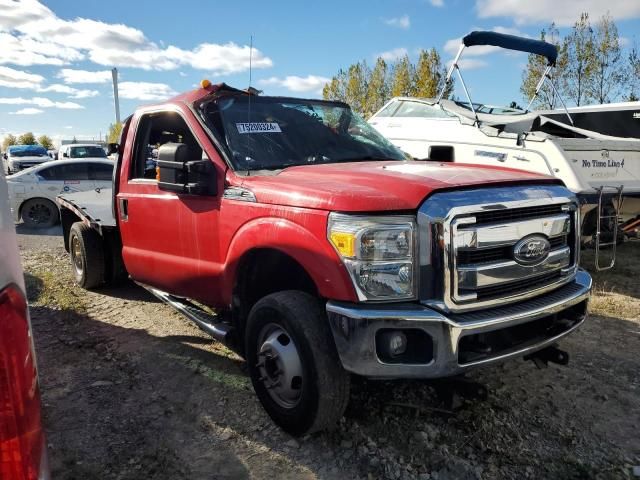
[{"left": 1, "top": 0, "right": 640, "bottom": 146}]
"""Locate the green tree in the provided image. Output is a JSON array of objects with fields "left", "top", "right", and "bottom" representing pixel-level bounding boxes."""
[
  {"left": 563, "top": 13, "right": 595, "bottom": 106},
  {"left": 344, "top": 61, "right": 368, "bottom": 115},
  {"left": 364, "top": 57, "right": 390, "bottom": 118},
  {"left": 37, "top": 135, "right": 53, "bottom": 150},
  {"left": 390, "top": 55, "right": 414, "bottom": 98},
  {"left": 521, "top": 23, "right": 567, "bottom": 109},
  {"left": 413, "top": 48, "right": 451, "bottom": 99},
  {"left": 587, "top": 14, "right": 626, "bottom": 104},
  {"left": 2, "top": 134, "right": 17, "bottom": 151},
  {"left": 322, "top": 69, "right": 348, "bottom": 103},
  {"left": 18, "top": 132, "right": 37, "bottom": 145},
  {"left": 107, "top": 122, "right": 123, "bottom": 144},
  {"left": 629, "top": 42, "right": 640, "bottom": 100}
]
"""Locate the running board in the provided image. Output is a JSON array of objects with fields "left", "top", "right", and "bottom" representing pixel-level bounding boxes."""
[{"left": 143, "top": 286, "right": 232, "bottom": 343}]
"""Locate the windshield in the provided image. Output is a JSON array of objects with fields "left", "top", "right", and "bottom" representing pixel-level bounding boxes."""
[
  {"left": 202, "top": 95, "right": 406, "bottom": 171},
  {"left": 69, "top": 146, "right": 107, "bottom": 158},
  {"left": 9, "top": 146, "right": 48, "bottom": 157}
]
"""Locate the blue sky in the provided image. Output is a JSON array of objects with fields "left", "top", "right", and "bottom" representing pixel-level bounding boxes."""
[{"left": 1, "top": 0, "right": 639, "bottom": 146}]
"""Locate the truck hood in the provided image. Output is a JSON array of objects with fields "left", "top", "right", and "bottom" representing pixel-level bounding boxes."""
[{"left": 238, "top": 161, "right": 560, "bottom": 211}]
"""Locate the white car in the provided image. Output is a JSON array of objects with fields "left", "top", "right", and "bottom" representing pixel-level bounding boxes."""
[
  {"left": 3, "top": 144, "right": 51, "bottom": 174},
  {"left": 59, "top": 143, "right": 108, "bottom": 161},
  {"left": 0, "top": 169, "right": 50, "bottom": 479},
  {"left": 6, "top": 159, "right": 114, "bottom": 227}
]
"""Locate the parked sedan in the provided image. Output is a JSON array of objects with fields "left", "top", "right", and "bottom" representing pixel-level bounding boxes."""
[{"left": 6, "top": 159, "right": 114, "bottom": 227}]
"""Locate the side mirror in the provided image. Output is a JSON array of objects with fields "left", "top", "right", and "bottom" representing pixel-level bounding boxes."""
[
  {"left": 157, "top": 143, "right": 217, "bottom": 195},
  {"left": 2, "top": 153, "right": 6, "bottom": 160},
  {"left": 62, "top": 152, "right": 68, "bottom": 158},
  {"left": 107, "top": 143, "right": 119, "bottom": 155}
]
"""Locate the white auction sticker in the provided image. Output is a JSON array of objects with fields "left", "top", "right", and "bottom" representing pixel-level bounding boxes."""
[{"left": 236, "top": 122, "right": 282, "bottom": 134}]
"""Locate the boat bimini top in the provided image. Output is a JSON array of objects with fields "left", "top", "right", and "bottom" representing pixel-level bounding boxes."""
[{"left": 436, "top": 30, "right": 573, "bottom": 126}]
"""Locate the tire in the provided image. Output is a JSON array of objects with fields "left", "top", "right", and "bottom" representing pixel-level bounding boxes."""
[
  {"left": 20, "top": 198, "right": 59, "bottom": 228},
  {"left": 69, "top": 222, "right": 105, "bottom": 289},
  {"left": 245, "top": 291, "right": 350, "bottom": 436}
]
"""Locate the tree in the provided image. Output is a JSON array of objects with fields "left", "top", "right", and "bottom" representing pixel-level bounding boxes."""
[
  {"left": 413, "top": 48, "right": 451, "bottom": 99},
  {"left": 586, "top": 14, "right": 627, "bottom": 104},
  {"left": 521, "top": 23, "right": 567, "bottom": 109},
  {"left": 18, "top": 132, "right": 36, "bottom": 145},
  {"left": 322, "top": 68, "right": 348, "bottom": 103},
  {"left": 363, "top": 57, "right": 389, "bottom": 118},
  {"left": 2, "top": 134, "right": 17, "bottom": 151},
  {"left": 37, "top": 135, "right": 53, "bottom": 150},
  {"left": 107, "top": 122, "right": 123, "bottom": 144},
  {"left": 563, "top": 13, "right": 595, "bottom": 106},
  {"left": 344, "top": 61, "right": 368, "bottom": 116},
  {"left": 390, "top": 55, "right": 414, "bottom": 98},
  {"left": 626, "top": 41, "right": 640, "bottom": 101}
]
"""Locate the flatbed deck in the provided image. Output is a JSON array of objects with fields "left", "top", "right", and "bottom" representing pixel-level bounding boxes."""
[{"left": 57, "top": 188, "right": 116, "bottom": 233}]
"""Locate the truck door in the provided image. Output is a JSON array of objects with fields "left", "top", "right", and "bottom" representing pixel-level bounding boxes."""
[{"left": 116, "top": 109, "right": 225, "bottom": 304}]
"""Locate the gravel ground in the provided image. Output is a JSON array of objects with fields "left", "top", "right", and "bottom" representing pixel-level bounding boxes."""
[{"left": 18, "top": 228, "right": 640, "bottom": 480}]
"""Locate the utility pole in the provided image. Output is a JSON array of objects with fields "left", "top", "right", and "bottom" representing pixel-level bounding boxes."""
[{"left": 112, "top": 68, "right": 121, "bottom": 124}]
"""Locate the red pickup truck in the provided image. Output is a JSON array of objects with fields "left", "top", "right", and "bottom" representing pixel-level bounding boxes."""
[{"left": 57, "top": 82, "right": 592, "bottom": 435}]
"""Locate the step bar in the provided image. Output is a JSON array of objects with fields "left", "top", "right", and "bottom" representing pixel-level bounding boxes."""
[{"left": 142, "top": 285, "right": 233, "bottom": 343}]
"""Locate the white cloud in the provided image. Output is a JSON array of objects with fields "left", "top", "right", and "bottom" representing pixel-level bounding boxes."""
[
  {"left": 0, "top": 65, "right": 44, "bottom": 89},
  {"left": 0, "top": 0, "right": 273, "bottom": 73},
  {"left": 57, "top": 69, "right": 113, "bottom": 84},
  {"left": 258, "top": 75, "right": 330, "bottom": 94},
  {"left": 0, "top": 96, "right": 84, "bottom": 109},
  {"left": 384, "top": 15, "right": 410, "bottom": 29},
  {"left": 449, "top": 58, "right": 489, "bottom": 70},
  {"left": 430, "top": 0, "right": 444, "bottom": 6},
  {"left": 377, "top": 48, "right": 409, "bottom": 62},
  {"left": 118, "top": 82, "right": 178, "bottom": 101},
  {"left": 476, "top": 0, "right": 640, "bottom": 26},
  {"left": 9, "top": 107, "right": 44, "bottom": 115},
  {"left": 64, "top": 125, "right": 73, "bottom": 129},
  {"left": 37, "top": 84, "right": 99, "bottom": 98}
]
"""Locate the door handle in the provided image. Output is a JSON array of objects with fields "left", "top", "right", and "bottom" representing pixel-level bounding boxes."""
[{"left": 118, "top": 198, "right": 128, "bottom": 221}]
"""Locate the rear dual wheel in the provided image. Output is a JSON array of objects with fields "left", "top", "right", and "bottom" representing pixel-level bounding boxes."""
[
  {"left": 69, "top": 222, "right": 105, "bottom": 289},
  {"left": 245, "top": 291, "right": 350, "bottom": 436}
]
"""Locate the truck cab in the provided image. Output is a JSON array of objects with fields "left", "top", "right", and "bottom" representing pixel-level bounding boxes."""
[{"left": 57, "top": 82, "right": 592, "bottom": 435}]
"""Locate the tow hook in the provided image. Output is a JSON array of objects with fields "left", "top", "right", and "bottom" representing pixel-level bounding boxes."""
[{"left": 524, "top": 345, "right": 569, "bottom": 369}]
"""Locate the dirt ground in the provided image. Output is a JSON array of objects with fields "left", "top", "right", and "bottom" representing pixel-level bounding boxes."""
[{"left": 18, "top": 227, "right": 640, "bottom": 480}]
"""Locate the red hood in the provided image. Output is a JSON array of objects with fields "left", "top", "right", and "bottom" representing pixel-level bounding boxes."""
[{"left": 236, "top": 161, "right": 560, "bottom": 211}]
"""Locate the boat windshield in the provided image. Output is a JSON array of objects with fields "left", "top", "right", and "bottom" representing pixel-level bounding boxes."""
[{"left": 201, "top": 94, "right": 407, "bottom": 171}]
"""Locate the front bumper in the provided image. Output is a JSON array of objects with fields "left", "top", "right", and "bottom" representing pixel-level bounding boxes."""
[{"left": 326, "top": 269, "right": 592, "bottom": 379}]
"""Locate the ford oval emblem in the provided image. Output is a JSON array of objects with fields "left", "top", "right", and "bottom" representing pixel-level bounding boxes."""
[{"left": 513, "top": 235, "right": 550, "bottom": 266}]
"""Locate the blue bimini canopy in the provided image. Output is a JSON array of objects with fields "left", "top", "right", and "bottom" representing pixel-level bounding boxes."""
[{"left": 462, "top": 31, "right": 558, "bottom": 66}]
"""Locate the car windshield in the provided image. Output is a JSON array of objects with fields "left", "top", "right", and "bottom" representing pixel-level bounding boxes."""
[
  {"left": 9, "top": 146, "right": 48, "bottom": 157},
  {"left": 69, "top": 146, "right": 107, "bottom": 158},
  {"left": 201, "top": 95, "right": 406, "bottom": 171}
]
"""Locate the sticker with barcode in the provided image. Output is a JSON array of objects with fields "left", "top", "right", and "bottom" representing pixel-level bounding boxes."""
[{"left": 236, "top": 122, "right": 282, "bottom": 134}]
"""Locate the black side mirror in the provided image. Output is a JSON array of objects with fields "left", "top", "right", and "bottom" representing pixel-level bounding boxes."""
[
  {"left": 63, "top": 152, "right": 68, "bottom": 158},
  {"left": 157, "top": 143, "right": 217, "bottom": 195},
  {"left": 2, "top": 153, "right": 6, "bottom": 160},
  {"left": 107, "top": 143, "right": 119, "bottom": 155}
]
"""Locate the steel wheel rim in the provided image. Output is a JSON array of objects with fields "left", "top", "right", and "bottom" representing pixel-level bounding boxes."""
[
  {"left": 256, "top": 323, "right": 303, "bottom": 409},
  {"left": 27, "top": 202, "right": 52, "bottom": 225},
  {"left": 71, "top": 235, "right": 83, "bottom": 275}
]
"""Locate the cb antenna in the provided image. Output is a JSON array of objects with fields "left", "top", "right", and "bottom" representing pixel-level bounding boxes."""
[{"left": 248, "top": 35, "right": 253, "bottom": 123}]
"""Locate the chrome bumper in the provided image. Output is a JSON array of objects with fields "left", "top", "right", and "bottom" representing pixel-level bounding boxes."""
[{"left": 326, "top": 269, "right": 592, "bottom": 379}]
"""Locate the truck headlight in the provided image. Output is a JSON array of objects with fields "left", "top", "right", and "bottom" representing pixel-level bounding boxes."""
[{"left": 328, "top": 213, "right": 417, "bottom": 301}]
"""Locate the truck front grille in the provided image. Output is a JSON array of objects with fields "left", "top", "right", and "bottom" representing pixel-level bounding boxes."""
[{"left": 418, "top": 185, "right": 579, "bottom": 313}]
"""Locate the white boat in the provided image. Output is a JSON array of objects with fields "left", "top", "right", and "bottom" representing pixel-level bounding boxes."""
[{"left": 369, "top": 31, "right": 640, "bottom": 267}]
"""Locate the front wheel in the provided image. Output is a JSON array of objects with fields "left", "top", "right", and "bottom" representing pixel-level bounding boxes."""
[
  {"left": 245, "top": 291, "right": 350, "bottom": 436},
  {"left": 20, "top": 198, "right": 59, "bottom": 228}
]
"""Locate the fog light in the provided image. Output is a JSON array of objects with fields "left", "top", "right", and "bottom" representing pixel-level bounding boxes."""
[{"left": 388, "top": 331, "right": 407, "bottom": 357}]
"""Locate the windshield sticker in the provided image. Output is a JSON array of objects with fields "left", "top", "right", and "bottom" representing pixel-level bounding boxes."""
[{"left": 236, "top": 122, "right": 282, "bottom": 134}]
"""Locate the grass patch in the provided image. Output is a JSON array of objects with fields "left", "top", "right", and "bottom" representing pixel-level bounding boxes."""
[{"left": 580, "top": 240, "right": 640, "bottom": 321}]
